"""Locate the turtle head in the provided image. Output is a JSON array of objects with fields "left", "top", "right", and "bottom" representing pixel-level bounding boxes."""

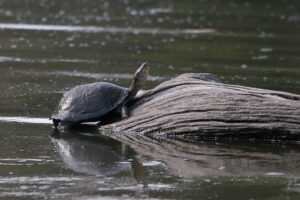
[{"left": 128, "top": 62, "right": 149, "bottom": 98}]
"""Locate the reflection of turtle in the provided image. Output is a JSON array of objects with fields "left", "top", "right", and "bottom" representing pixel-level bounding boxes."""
[
  {"left": 50, "top": 62, "right": 149, "bottom": 128},
  {"left": 51, "top": 132, "right": 131, "bottom": 176}
]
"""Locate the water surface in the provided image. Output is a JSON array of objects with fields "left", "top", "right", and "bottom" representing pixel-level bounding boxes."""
[{"left": 0, "top": 0, "right": 300, "bottom": 199}]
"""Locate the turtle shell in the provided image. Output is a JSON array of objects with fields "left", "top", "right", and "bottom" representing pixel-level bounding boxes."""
[{"left": 51, "top": 82, "right": 129, "bottom": 123}]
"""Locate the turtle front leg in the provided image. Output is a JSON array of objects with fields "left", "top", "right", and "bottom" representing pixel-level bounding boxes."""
[
  {"left": 51, "top": 118, "right": 61, "bottom": 129},
  {"left": 121, "top": 106, "right": 129, "bottom": 119}
]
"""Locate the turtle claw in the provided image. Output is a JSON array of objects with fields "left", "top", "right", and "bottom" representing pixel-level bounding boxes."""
[
  {"left": 51, "top": 118, "right": 61, "bottom": 129},
  {"left": 121, "top": 106, "right": 129, "bottom": 119}
]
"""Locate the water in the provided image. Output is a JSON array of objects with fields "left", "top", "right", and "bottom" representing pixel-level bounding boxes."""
[{"left": 0, "top": 0, "right": 300, "bottom": 199}]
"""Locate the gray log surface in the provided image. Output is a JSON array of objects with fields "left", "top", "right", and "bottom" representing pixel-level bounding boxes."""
[{"left": 100, "top": 73, "right": 300, "bottom": 140}]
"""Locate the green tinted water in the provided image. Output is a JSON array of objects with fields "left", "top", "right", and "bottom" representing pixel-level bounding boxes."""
[{"left": 0, "top": 0, "right": 299, "bottom": 199}]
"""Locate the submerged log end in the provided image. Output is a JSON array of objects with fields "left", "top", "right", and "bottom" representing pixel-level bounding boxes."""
[{"left": 101, "top": 73, "right": 300, "bottom": 141}]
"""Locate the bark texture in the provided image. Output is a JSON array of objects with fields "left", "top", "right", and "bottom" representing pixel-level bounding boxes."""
[{"left": 100, "top": 73, "right": 300, "bottom": 140}]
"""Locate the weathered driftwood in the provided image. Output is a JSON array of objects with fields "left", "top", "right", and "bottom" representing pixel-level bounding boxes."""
[{"left": 100, "top": 73, "right": 300, "bottom": 140}]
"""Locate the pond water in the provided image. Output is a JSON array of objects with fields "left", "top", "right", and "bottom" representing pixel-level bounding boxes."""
[{"left": 0, "top": 0, "right": 300, "bottom": 199}]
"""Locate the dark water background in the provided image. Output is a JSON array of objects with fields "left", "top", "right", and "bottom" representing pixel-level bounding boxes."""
[{"left": 0, "top": 0, "right": 300, "bottom": 199}]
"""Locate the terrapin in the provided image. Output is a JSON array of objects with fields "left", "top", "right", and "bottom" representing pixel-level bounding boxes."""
[{"left": 50, "top": 62, "right": 149, "bottom": 128}]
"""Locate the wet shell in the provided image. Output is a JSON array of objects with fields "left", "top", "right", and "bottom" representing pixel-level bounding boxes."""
[{"left": 51, "top": 82, "right": 128, "bottom": 123}]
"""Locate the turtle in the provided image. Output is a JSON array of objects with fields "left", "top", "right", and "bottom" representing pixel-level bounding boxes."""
[{"left": 50, "top": 62, "right": 149, "bottom": 128}]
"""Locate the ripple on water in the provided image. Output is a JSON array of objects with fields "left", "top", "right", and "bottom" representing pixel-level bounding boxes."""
[
  {"left": 0, "top": 117, "right": 51, "bottom": 124},
  {"left": 0, "top": 56, "right": 97, "bottom": 64},
  {"left": 265, "top": 172, "right": 285, "bottom": 176},
  {"left": 0, "top": 23, "right": 215, "bottom": 35},
  {"left": 142, "top": 161, "right": 164, "bottom": 166},
  {"left": 0, "top": 176, "right": 81, "bottom": 198},
  {"left": 15, "top": 69, "right": 164, "bottom": 82},
  {"left": 0, "top": 176, "right": 83, "bottom": 184},
  {"left": 0, "top": 158, "right": 54, "bottom": 166}
]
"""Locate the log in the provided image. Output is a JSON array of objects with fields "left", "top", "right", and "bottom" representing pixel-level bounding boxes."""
[{"left": 100, "top": 73, "right": 300, "bottom": 141}]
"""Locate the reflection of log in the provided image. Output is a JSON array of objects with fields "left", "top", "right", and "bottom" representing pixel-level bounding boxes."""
[
  {"left": 101, "top": 73, "right": 300, "bottom": 140},
  {"left": 103, "top": 133, "right": 300, "bottom": 178}
]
